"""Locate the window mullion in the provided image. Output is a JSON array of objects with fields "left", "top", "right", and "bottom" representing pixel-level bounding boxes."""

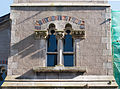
[{"left": 57, "top": 38, "right": 63, "bottom": 66}]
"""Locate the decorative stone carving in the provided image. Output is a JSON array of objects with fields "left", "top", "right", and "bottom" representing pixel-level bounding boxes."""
[
  {"left": 48, "top": 28, "right": 57, "bottom": 35},
  {"left": 34, "top": 29, "right": 85, "bottom": 40},
  {"left": 56, "top": 30, "right": 64, "bottom": 40},
  {"left": 72, "top": 30, "right": 85, "bottom": 39},
  {"left": 80, "top": 21, "right": 85, "bottom": 29},
  {"left": 34, "top": 30, "right": 48, "bottom": 39},
  {"left": 64, "top": 27, "right": 73, "bottom": 35}
]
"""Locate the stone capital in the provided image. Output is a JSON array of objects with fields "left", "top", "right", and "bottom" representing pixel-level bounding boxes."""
[
  {"left": 56, "top": 30, "right": 64, "bottom": 40},
  {"left": 34, "top": 30, "right": 48, "bottom": 39}
]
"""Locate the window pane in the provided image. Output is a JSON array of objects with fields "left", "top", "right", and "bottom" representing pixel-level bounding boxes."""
[
  {"left": 64, "top": 34, "right": 73, "bottom": 52},
  {"left": 47, "top": 35, "right": 57, "bottom": 52},
  {"left": 47, "top": 54, "right": 57, "bottom": 66},
  {"left": 64, "top": 54, "right": 74, "bottom": 67}
]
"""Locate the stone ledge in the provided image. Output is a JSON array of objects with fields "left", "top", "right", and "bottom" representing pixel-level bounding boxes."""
[
  {"left": 2, "top": 75, "right": 118, "bottom": 88},
  {"left": 1, "top": 82, "right": 118, "bottom": 88},
  {"left": 11, "top": 3, "right": 110, "bottom": 7},
  {"left": 5, "top": 75, "right": 116, "bottom": 82},
  {"left": 33, "top": 66, "right": 86, "bottom": 73}
]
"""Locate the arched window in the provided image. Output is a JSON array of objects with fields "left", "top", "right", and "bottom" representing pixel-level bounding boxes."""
[
  {"left": 47, "top": 23, "right": 57, "bottom": 66},
  {"left": 47, "top": 23, "right": 74, "bottom": 67},
  {"left": 63, "top": 23, "right": 74, "bottom": 66}
]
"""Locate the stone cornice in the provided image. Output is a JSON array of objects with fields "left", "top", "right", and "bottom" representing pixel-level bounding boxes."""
[{"left": 11, "top": 3, "right": 110, "bottom": 7}]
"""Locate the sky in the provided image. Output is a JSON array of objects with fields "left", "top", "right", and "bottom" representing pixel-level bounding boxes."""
[{"left": 0, "top": 0, "right": 120, "bottom": 17}]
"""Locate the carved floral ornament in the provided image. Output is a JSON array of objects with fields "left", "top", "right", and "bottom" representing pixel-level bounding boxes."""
[
  {"left": 34, "top": 27, "right": 85, "bottom": 40},
  {"left": 34, "top": 15, "right": 85, "bottom": 39}
]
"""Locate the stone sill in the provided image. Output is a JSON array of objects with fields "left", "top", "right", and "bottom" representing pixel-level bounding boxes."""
[
  {"left": 11, "top": 3, "right": 110, "bottom": 7},
  {"left": 33, "top": 66, "right": 86, "bottom": 73}
]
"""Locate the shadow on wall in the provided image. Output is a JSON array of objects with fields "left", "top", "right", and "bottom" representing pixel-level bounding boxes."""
[
  {"left": 10, "top": 6, "right": 109, "bottom": 59},
  {"left": 11, "top": 34, "right": 46, "bottom": 59},
  {"left": 16, "top": 69, "right": 82, "bottom": 79},
  {"left": 11, "top": 34, "right": 83, "bottom": 79}
]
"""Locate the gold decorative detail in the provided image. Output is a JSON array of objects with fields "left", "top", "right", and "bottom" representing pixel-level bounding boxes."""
[
  {"left": 56, "top": 30, "right": 64, "bottom": 40},
  {"left": 72, "top": 30, "right": 85, "bottom": 39},
  {"left": 34, "top": 30, "right": 47, "bottom": 40}
]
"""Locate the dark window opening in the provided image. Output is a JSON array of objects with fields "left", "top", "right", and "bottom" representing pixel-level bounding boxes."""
[
  {"left": 47, "top": 54, "right": 57, "bottom": 66},
  {"left": 64, "top": 54, "right": 74, "bottom": 67},
  {"left": 49, "top": 23, "right": 56, "bottom": 29},
  {"left": 47, "top": 24, "right": 57, "bottom": 67},
  {"left": 64, "top": 34, "right": 73, "bottom": 52},
  {"left": 47, "top": 35, "right": 57, "bottom": 52},
  {"left": 63, "top": 24, "right": 74, "bottom": 67},
  {"left": 65, "top": 23, "right": 72, "bottom": 29}
]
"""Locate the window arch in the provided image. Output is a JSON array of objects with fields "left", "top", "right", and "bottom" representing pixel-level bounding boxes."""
[
  {"left": 47, "top": 23, "right": 74, "bottom": 67},
  {"left": 47, "top": 23, "right": 57, "bottom": 66},
  {"left": 63, "top": 23, "right": 74, "bottom": 67}
]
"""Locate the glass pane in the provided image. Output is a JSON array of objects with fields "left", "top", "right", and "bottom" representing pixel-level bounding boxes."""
[
  {"left": 47, "top": 54, "right": 57, "bottom": 66},
  {"left": 47, "top": 35, "right": 57, "bottom": 52},
  {"left": 64, "top": 34, "right": 73, "bottom": 52},
  {"left": 64, "top": 54, "right": 74, "bottom": 67}
]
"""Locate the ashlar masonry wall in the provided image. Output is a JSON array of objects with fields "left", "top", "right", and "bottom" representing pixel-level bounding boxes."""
[{"left": 8, "top": 5, "right": 112, "bottom": 77}]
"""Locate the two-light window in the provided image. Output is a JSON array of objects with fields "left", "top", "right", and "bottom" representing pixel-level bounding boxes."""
[{"left": 47, "top": 23, "right": 74, "bottom": 67}]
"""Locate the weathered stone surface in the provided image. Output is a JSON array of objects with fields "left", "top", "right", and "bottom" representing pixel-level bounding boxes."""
[
  {"left": 13, "top": 0, "right": 108, "bottom": 3},
  {"left": 1, "top": 75, "right": 118, "bottom": 88},
  {"left": 33, "top": 66, "right": 86, "bottom": 73},
  {"left": 8, "top": 6, "right": 112, "bottom": 75}
]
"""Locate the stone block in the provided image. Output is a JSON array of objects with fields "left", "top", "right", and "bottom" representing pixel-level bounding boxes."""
[
  {"left": 10, "top": 49, "right": 18, "bottom": 56},
  {"left": 103, "top": 62, "right": 112, "bottom": 69},
  {"left": 76, "top": 56, "right": 83, "bottom": 66},
  {"left": 107, "top": 43, "right": 111, "bottom": 50},
  {"left": 108, "top": 69, "right": 113, "bottom": 75},
  {"left": 7, "top": 68, "right": 12, "bottom": 75},
  {"left": 11, "top": 31, "right": 20, "bottom": 44},
  {"left": 12, "top": 69, "right": 24, "bottom": 75},
  {"left": 107, "top": 56, "right": 113, "bottom": 62},
  {"left": 103, "top": 49, "right": 111, "bottom": 56},
  {"left": 96, "top": 56, "right": 108, "bottom": 63},
  {"left": 10, "top": 62, "right": 18, "bottom": 69},
  {"left": 102, "top": 37, "right": 109, "bottom": 43}
]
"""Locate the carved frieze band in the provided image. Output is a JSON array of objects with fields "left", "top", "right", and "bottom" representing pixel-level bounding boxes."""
[{"left": 34, "top": 30, "right": 85, "bottom": 39}]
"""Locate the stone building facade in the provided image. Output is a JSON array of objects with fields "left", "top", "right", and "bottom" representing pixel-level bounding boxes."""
[{"left": 1, "top": 0, "right": 118, "bottom": 89}]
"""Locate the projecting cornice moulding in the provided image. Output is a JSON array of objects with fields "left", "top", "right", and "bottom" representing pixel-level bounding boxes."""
[{"left": 11, "top": 3, "right": 110, "bottom": 7}]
